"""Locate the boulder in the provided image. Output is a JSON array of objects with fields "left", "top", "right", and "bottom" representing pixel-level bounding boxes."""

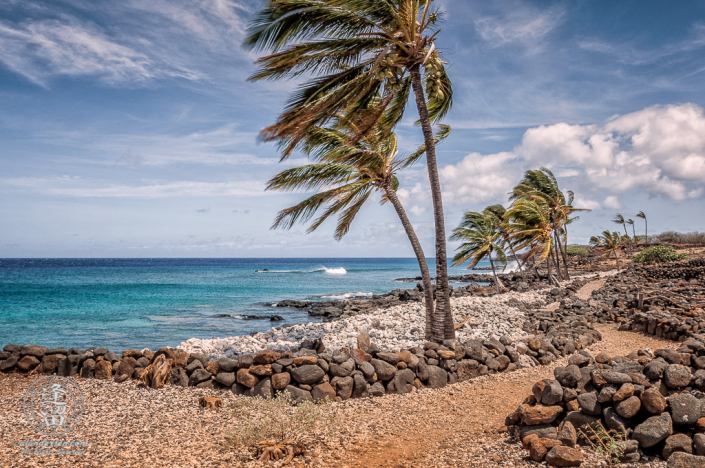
[
  {"left": 369, "top": 382, "right": 385, "bottom": 397},
  {"left": 17, "top": 355, "right": 40, "bottom": 372},
  {"left": 615, "top": 395, "right": 641, "bottom": 418},
  {"left": 376, "top": 352, "right": 400, "bottom": 365},
  {"left": 370, "top": 359, "right": 397, "bottom": 381},
  {"left": 668, "top": 452, "right": 705, "bottom": 467},
  {"left": 642, "top": 387, "right": 668, "bottom": 414},
  {"left": 253, "top": 350, "right": 280, "bottom": 365},
  {"left": 236, "top": 368, "right": 258, "bottom": 388},
  {"left": 534, "top": 380, "right": 563, "bottom": 406},
  {"left": 352, "top": 373, "right": 369, "bottom": 398},
  {"left": 669, "top": 393, "right": 701, "bottom": 425},
  {"left": 20, "top": 345, "right": 48, "bottom": 358},
  {"left": 613, "top": 383, "right": 635, "bottom": 402},
  {"left": 519, "top": 404, "right": 563, "bottom": 426},
  {"left": 94, "top": 360, "right": 112, "bottom": 379},
  {"left": 38, "top": 354, "right": 63, "bottom": 374},
  {"left": 663, "top": 433, "right": 694, "bottom": 460},
  {"left": 79, "top": 359, "right": 95, "bottom": 378},
  {"left": 217, "top": 357, "right": 238, "bottom": 372},
  {"left": 558, "top": 421, "right": 577, "bottom": 447},
  {"left": 271, "top": 373, "right": 290, "bottom": 390},
  {"left": 633, "top": 413, "right": 673, "bottom": 448},
  {"left": 284, "top": 385, "right": 312, "bottom": 404},
  {"left": 249, "top": 364, "right": 274, "bottom": 376},
  {"left": 215, "top": 372, "right": 236, "bottom": 387},
  {"left": 311, "top": 383, "right": 336, "bottom": 402},
  {"left": 188, "top": 369, "right": 212, "bottom": 386},
  {"left": 291, "top": 365, "right": 325, "bottom": 385},
  {"left": 545, "top": 446, "right": 584, "bottom": 467},
  {"left": 114, "top": 357, "right": 137, "bottom": 383},
  {"left": 251, "top": 377, "right": 273, "bottom": 398},
  {"left": 457, "top": 359, "right": 484, "bottom": 382},
  {"left": 577, "top": 392, "right": 601, "bottom": 416},
  {"left": 665, "top": 365, "right": 692, "bottom": 389},
  {"left": 603, "top": 407, "right": 629, "bottom": 433},
  {"left": 529, "top": 438, "right": 561, "bottom": 462},
  {"left": 694, "top": 434, "right": 705, "bottom": 456},
  {"left": 334, "top": 376, "right": 354, "bottom": 400},
  {"left": 556, "top": 365, "right": 582, "bottom": 388},
  {"left": 329, "top": 359, "right": 355, "bottom": 377},
  {"left": 386, "top": 369, "right": 415, "bottom": 395}
]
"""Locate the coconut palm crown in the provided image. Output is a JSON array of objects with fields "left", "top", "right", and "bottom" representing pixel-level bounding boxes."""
[{"left": 450, "top": 214, "right": 507, "bottom": 293}]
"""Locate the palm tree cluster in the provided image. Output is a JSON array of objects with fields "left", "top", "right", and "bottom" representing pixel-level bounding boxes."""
[
  {"left": 590, "top": 231, "right": 628, "bottom": 268},
  {"left": 612, "top": 211, "right": 648, "bottom": 244},
  {"left": 451, "top": 168, "right": 589, "bottom": 287},
  {"left": 245, "top": 1, "right": 455, "bottom": 343}
]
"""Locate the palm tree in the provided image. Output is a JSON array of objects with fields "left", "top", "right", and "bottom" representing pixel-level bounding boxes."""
[
  {"left": 244, "top": 0, "right": 455, "bottom": 341},
  {"left": 627, "top": 219, "right": 636, "bottom": 239},
  {"left": 450, "top": 215, "right": 507, "bottom": 293},
  {"left": 479, "top": 204, "right": 527, "bottom": 280},
  {"left": 266, "top": 118, "right": 451, "bottom": 342},
  {"left": 636, "top": 211, "right": 648, "bottom": 243},
  {"left": 612, "top": 214, "right": 629, "bottom": 238},
  {"left": 506, "top": 199, "right": 558, "bottom": 285},
  {"left": 510, "top": 168, "right": 589, "bottom": 280},
  {"left": 590, "top": 231, "right": 626, "bottom": 268}
]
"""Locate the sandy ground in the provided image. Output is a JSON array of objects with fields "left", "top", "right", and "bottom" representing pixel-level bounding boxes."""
[{"left": 0, "top": 281, "right": 680, "bottom": 468}]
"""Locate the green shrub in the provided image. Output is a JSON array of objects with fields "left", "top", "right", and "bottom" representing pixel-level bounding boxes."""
[
  {"left": 632, "top": 246, "right": 689, "bottom": 264},
  {"left": 566, "top": 245, "right": 590, "bottom": 257}
]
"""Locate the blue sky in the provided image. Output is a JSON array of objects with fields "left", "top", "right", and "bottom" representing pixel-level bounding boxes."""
[{"left": 1, "top": 0, "right": 704, "bottom": 258}]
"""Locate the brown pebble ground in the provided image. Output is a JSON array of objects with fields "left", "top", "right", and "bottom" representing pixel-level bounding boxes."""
[{"left": 0, "top": 324, "right": 678, "bottom": 468}]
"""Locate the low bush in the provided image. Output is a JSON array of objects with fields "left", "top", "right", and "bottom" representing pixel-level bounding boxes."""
[
  {"left": 223, "top": 392, "right": 337, "bottom": 450},
  {"left": 653, "top": 231, "right": 705, "bottom": 245},
  {"left": 566, "top": 245, "right": 590, "bottom": 257},
  {"left": 631, "top": 246, "right": 689, "bottom": 264}
]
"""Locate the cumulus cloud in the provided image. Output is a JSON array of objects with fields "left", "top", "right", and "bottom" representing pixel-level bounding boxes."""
[
  {"left": 438, "top": 103, "right": 705, "bottom": 207},
  {"left": 603, "top": 196, "right": 621, "bottom": 209}
]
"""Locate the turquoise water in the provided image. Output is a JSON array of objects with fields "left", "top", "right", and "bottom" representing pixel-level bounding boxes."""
[{"left": 0, "top": 258, "right": 488, "bottom": 351}]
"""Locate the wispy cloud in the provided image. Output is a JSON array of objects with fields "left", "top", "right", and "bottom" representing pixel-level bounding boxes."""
[
  {"left": 474, "top": 3, "right": 565, "bottom": 50},
  {"left": 2, "top": 177, "right": 270, "bottom": 198}
]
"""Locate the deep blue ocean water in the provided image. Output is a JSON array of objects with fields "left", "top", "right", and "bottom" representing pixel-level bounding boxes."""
[{"left": 0, "top": 258, "right": 490, "bottom": 351}]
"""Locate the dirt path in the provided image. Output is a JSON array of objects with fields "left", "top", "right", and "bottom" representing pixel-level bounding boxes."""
[{"left": 316, "top": 324, "right": 677, "bottom": 468}]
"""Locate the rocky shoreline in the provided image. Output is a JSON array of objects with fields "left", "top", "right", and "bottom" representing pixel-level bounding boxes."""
[{"left": 2, "top": 257, "right": 705, "bottom": 466}]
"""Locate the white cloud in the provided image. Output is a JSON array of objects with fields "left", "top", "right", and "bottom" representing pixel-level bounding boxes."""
[
  {"left": 474, "top": 5, "right": 565, "bottom": 47},
  {"left": 573, "top": 195, "right": 601, "bottom": 210},
  {"left": 0, "top": 20, "right": 158, "bottom": 86},
  {"left": 2, "top": 177, "right": 268, "bottom": 198},
  {"left": 603, "top": 196, "right": 621, "bottom": 209},
  {"left": 439, "top": 152, "right": 519, "bottom": 205},
  {"left": 436, "top": 103, "right": 705, "bottom": 208},
  {"left": 409, "top": 205, "right": 427, "bottom": 216}
]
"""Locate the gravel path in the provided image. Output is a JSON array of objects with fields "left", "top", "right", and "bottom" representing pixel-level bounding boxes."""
[{"left": 0, "top": 322, "right": 677, "bottom": 468}]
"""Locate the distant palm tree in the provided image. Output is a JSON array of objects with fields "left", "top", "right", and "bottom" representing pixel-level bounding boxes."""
[
  {"left": 612, "top": 214, "right": 629, "bottom": 238},
  {"left": 636, "top": 211, "right": 648, "bottom": 243},
  {"left": 590, "top": 231, "right": 626, "bottom": 268},
  {"left": 245, "top": 0, "right": 456, "bottom": 341},
  {"left": 267, "top": 117, "right": 451, "bottom": 342},
  {"left": 627, "top": 219, "right": 636, "bottom": 239},
  {"left": 451, "top": 214, "right": 507, "bottom": 293}
]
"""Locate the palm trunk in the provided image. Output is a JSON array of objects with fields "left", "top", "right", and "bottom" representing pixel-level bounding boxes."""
[
  {"left": 631, "top": 225, "right": 636, "bottom": 239},
  {"left": 645, "top": 219, "right": 648, "bottom": 244},
  {"left": 555, "top": 230, "right": 570, "bottom": 280},
  {"left": 385, "top": 187, "right": 436, "bottom": 341},
  {"left": 410, "top": 65, "right": 454, "bottom": 342},
  {"left": 546, "top": 253, "right": 553, "bottom": 285},
  {"left": 488, "top": 252, "right": 502, "bottom": 293},
  {"left": 503, "top": 230, "right": 527, "bottom": 280},
  {"left": 551, "top": 237, "right": 563, "bottom": 281},
  {"left": 613, "top": 250, "right": 620, "bottom": 269}
]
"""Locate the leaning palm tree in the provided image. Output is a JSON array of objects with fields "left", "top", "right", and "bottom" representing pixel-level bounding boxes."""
[
  {"left": 479, "top": 204, "right": 527, "bottom": 280},
  {"left": 612, "top": 214, "right": 629, "bottom": 238},
  {"left": 450, "top": 215, "right": 507, "bottom": 293},
  {"left": 510, "top": 168, "right": 589, "bottom": 280},
  {"left": 590, "top": 231, "right": 626, "bottom": 268},
  {"left": 506, "top": 199, "right": 558, "bottom": 285},
  {"left": 244, "top": 0, "right": 455, "bottom": 340},
  {"left": 636, "top": 211, "right": 648, "bottom": 243},
  {"left": 627, "top": 219, "right": 636, "bottom": 239},
  {"left": 267, "top": 118, "right": 451, "bottom": 342}
]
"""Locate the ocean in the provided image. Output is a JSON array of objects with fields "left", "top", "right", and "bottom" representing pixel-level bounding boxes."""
[{"left": 0, "top": 258, "right": 491, "bottom": 351}]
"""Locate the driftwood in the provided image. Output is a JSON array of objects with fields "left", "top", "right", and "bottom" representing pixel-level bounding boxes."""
[
  {"left": 198, "top": 396, "right": 223, "bottom": 409},
  {"left": 254, "top": 439, "right": 306, "bottom": 464},
  {"left": 139, "top": 354, "right": 173, "bottom": 389}
]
